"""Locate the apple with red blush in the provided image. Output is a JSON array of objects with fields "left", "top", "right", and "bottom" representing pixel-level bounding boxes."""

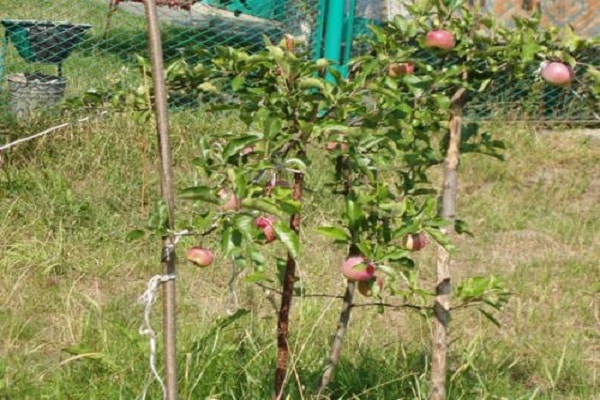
[
  {"left": 404, "top": 232, "right": 428, "bottom": 251},
  {"left": 340, "top": 256, "right": 376, "bottom": 281},
  {"left": 357, "top": 276, "right": 384, "bottom": 297},
  {"left": 541, "top": 61, "right": 575, "bottom": 87},
  {"left": 255, "top": 215, "right": 277, "bottom": 243},
  {"left": 185, "top": 246, "right": 214, "bottom": 267},
  {"left": 425, "top": 29, "right": 456, "bottom": 51},
  {"left": 218, "top": 188, "right": 241, "bottom": 211}
]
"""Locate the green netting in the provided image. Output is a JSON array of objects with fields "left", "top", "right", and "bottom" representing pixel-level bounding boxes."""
[{"left": 0, "top": 0, "right": 598, "bottom": 123}]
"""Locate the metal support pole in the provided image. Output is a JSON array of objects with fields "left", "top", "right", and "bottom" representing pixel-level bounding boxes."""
[
  {"left": 323, "top": 0, "right": 344, "bottom": 81},
  {"left": 143, "top": 1, "right": 178, "bottom": 399}
]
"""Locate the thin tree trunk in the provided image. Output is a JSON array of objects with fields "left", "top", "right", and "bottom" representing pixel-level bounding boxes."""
[
  {"left": 430, "top": 87, "right": 467, "bottom": 400},
  {"left": 274, "top": 171, "right": 303, "bottom": 400},
  {"left": 317, "top": 280, "right": 355, "bottom": 396},
  {"left": 316, "top": 156, "right": 357, "bottom": 397}
]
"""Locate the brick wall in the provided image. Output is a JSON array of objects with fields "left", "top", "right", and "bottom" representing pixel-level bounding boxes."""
[
  {"left": 376, "top": 0, "right": 599, "bottom": 39},
  {"left": 486, "top": 0, "right": 599, "bottom": 38}
]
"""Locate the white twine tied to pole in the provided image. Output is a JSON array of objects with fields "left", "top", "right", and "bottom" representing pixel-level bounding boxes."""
[
  {"left": 138, "top": 273, "right": 174, "bottom": 400},
  {"left": 137, "top": 230, "right": 188, "bottom": 400}
]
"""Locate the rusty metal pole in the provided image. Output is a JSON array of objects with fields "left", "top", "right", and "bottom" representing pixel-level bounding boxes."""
[{"left": 142, "top": 1, "right": 178, "bottom": 399}]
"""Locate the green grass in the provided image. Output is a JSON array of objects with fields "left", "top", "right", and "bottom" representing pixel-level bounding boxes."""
[
  {"left": 0, "top": 107, "right": 599, "bottom": 399},
  {"left": 1, "top": 1, "right": 599, "bottom": 399}
]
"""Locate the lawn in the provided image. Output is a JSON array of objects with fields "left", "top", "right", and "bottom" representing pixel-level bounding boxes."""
[
  {"left": 0, "top": 105, "right": 598, "bottom": 398},
  {"left": 0, "top": 1, "right": 599, "bottom": 399}
]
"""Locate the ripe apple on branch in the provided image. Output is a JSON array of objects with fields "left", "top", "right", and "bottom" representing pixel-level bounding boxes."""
[
  {"left": 540, "top": 61, "right": 575, "bottom": 87},
  {"left": 424, "top": 29, "right": 456, "bottom": 51},
  {"left": 255, "top": 215, "right": 277, "bottom": 243},
  {"left": 185, "top": 246, "right": 214, "bottom": 267},
  {"left": 340, "top": 256, "right": 376, "bottom": 282}
]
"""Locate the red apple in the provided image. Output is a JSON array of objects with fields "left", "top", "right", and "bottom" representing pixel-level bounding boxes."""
[
  {"left": 255, "top": 215, "right": 277, "bottom": 243},
  {"left": 425, "top": 29, "right": 455, "bottom": 51},
  {"left": 325, "top": 141, "right": 348, "bottom": 151},
  {"left": 357, "top": 276, "right": 384, "bottom": 297},
  {"left": 218, "top": 188, "right": 240, "bottom": 211},
  {"left": 340, "top": 256, "right": 376, "bottom": 282},
  {"left": 241, "top": 145, "right": 255, "bottom": 156},
  {"left": 186, "top": 246, "right": 214, "bottom": 267},
  {"left": 541, "top": 61, "right": 574, "bottom": 87},
  {"left": 387, "top": 62, "right": 415, "bottom": 78},
  {"left": 325, "top": 132, "right": 348, "bottom": 152},
  {"left": 404, "top": 232, "right": 428, "bottom": 251}
]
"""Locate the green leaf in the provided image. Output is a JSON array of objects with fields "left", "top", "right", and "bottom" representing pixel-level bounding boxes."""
[
  {"left": 316, "top": 226, "right": 350, "bottom": 242},
  {"left": 355, "top": 242, "right": 372, "bottom": 259},
  {"left": 240, "top": 198, "right": 284, "bottom": 217},
  {"left": 478, "top": 78, "right": 492, "bottom": 92},
  {"left": 234, "top": 214, "right": 256, "bottom": 238},
  {"left": 478, "top": 308, "right": 501, "bottom": 328},
  {"left": 146, "top": 200, "right": 169, "bottom": 232},
  {"left": 424, "top": 226, "right": 454, "bottom": 251},
  {"left": 245, "top": 271, "right": 269, "bottom": 283},
  {"left": 380, "top": 249, "right": 410, "bottom": 263},
  {"left": 520, "top": 41, "right": 540, "bottom": 63},
  {"left": 285, "top": 158, "right": 308, "bottom": 174},
  {"left": 272, "top": 221, "right": 300, "bottom": 259},
  {"left": 395, "top": 257, "right": 416, "bottom": 269},
  {"left": 431, "top": 94, "right": 451, "bottom": 110},
  {"left": 277, "top": 199, "right": 301, "bottom": 215},
  {"left": 276, "top": 257, "right": 287, "bottom": 286},
  {"left": 221, "top": 226, "right": 242, "bottom": 256},
  {"left": 298, "top": 77, "right": 325, "bottom": 90},
  {"left": 456, "top": 276, "right": 489, "bottom": 301},
  {"left": 62, "top": 345, "right": 100, "bottom": 356},
  {"left": 345, "top": 198, "right": 363, "bottom": 229},
  {"left": 126, "top": 229, "right": 145, "bottom": 241},
  {"left": 180, "top": 186, "right": 219, "bottom": 204},
  {"left": 455, "top": 219, "right": 473, "bottom": 236},
  {"left": 586, "top": 66, "right": 600, "bottom": 83},
  {"left": 231, "top": 74, "right": 246, "bottom": 91},
  {"left": 223, "top": 136, "right": 261, "bottom": 161},
  {"left": 267, "top": 45, "right": 285, "bottom": 59},
  {"left": 379, "top": 200, "right": 407, "bottom": 214},
  {"left": 249, "top": 249, "right": 266, "bottom": 265},
  {"left": 198, "top": 81, "right": 218, "bottom": 93},
  {"left": 560, "top": 25, "right": 581, "bottom": 52},
  {"left": 375, "top": 263, "right": 401, "bottom": 279}
]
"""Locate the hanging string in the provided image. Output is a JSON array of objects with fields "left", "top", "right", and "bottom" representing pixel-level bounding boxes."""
[
  {"left": 138, "top": 273, "right": 175, "bottom": 400},
  {"left": 137, "top": 229, "right": 187, "bottom": 400}
]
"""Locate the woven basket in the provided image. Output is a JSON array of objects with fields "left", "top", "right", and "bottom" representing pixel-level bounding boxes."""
[{"left": 7, "top": 73, "right": 67, "bottom": 119}]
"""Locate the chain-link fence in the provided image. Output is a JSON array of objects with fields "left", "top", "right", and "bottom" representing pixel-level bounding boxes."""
[{"left": 0, "top": 0, "right": 598, "bottom": 123}]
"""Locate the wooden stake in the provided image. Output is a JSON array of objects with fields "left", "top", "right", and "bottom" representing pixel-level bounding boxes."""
[
  {"left": 317, "top": 280, "right": 355, "bottom": 396},
  {"left": 317, "top": 157, "right": 358, "bottom": 397},
  {"left": 430, "top": 87, "right": 467, "bottom": 400},
  {"left": 143, "top": 1, "right": 178, "bottom": 399}
]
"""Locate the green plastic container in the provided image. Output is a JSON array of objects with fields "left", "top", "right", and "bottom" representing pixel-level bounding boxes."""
[
  {"left": 201, "top": 0, "right": 286, "bottom": 21},
  {"left": 1, "top": 19, "right": 91, "bottom": 64}
]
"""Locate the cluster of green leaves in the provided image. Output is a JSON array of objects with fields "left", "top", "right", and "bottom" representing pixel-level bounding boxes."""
[
  {"left": 179, "top": 41, "right": 333, "bottom": 283},
  {"left": 117, "top": 0, "right": 599, "bottom": 308},
  {"left": 178, "top": 33, "right": 458, "bottom": 295},
  {"left": 369, "top": 0, "right": 599, "bottom": 119}
]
